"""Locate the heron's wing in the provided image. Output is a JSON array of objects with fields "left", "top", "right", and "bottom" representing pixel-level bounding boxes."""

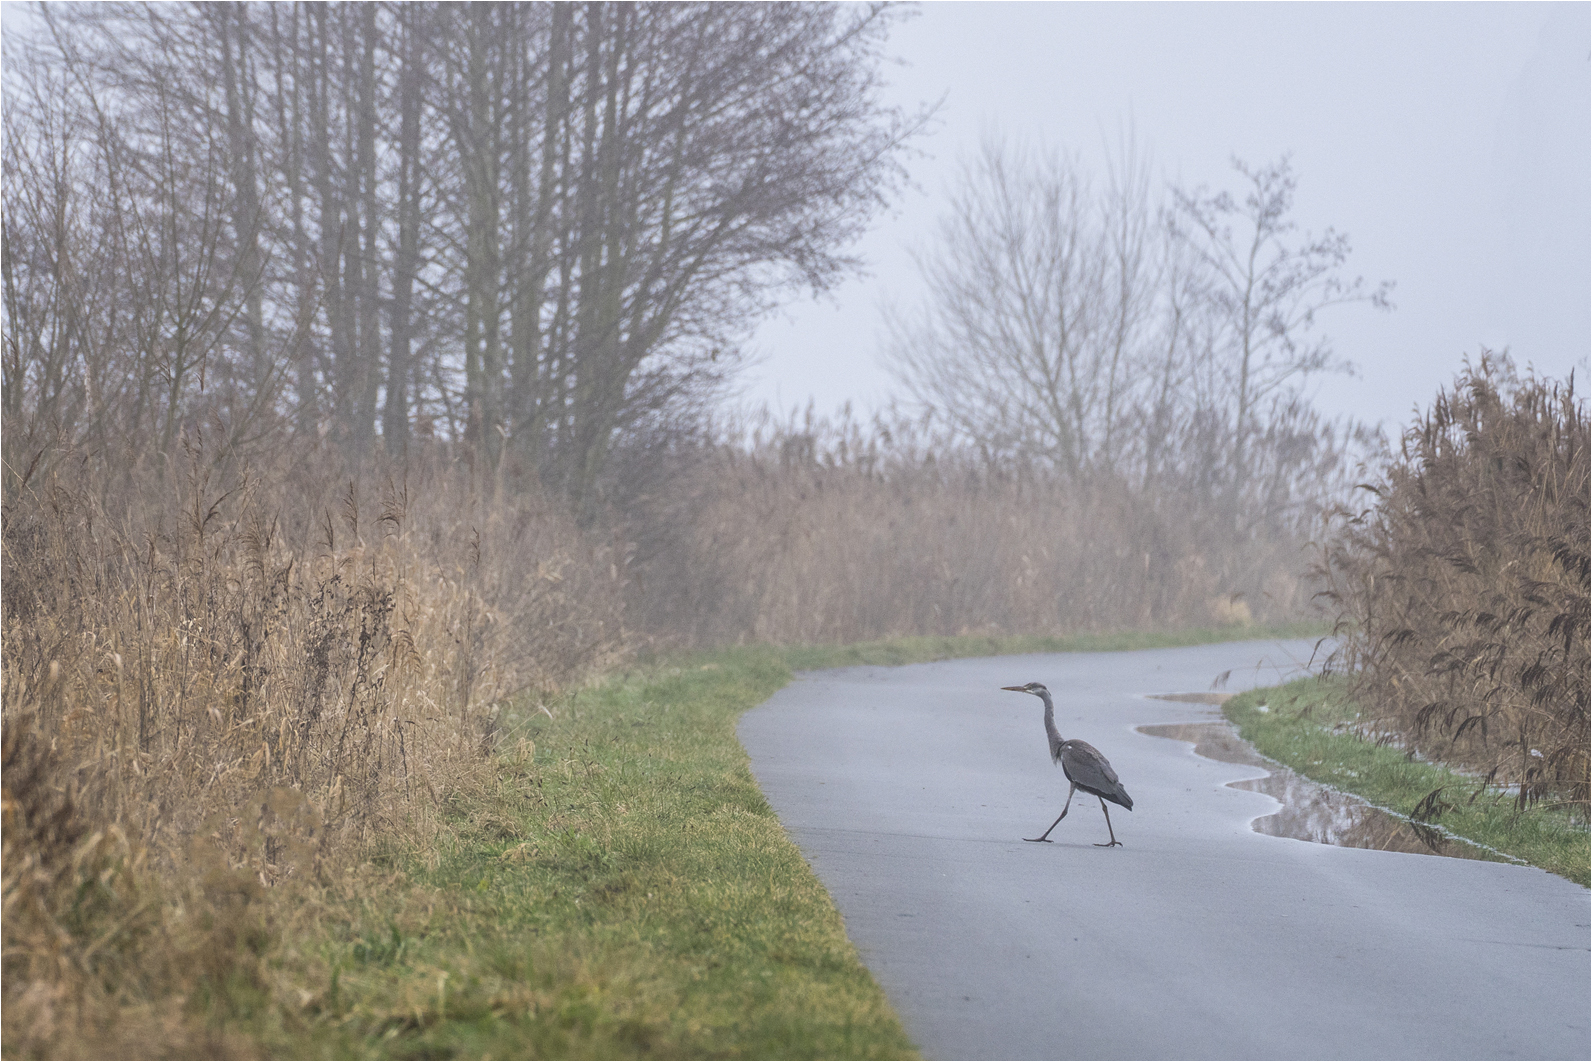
[
  {"left": 1059, "top": 739, "right": 1132, "bottom": 808},
  {"left": 1059, "top": 740, "right": 1117, "bottom": 783}
]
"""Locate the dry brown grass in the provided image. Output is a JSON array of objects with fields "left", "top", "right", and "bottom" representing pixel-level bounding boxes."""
[
  {"left": 2, "top": 723, "right": 269, "bottom": 1058},
  {"left": 625, "top": 411, "right": 1324, "bottom": 647},
  {"left": 1319, "top": 355, "right": 1589, "bottom": 817},
  {"left": 2, "top": 437, "right": 625, "bottom": 1055}
]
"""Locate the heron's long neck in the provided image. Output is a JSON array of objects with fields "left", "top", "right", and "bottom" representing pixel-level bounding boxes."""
[{"left": 1040, "top": 690, "right": 1063, "bottom": 763}]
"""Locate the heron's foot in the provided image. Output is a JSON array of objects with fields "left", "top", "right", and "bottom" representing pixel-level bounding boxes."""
[
  {"left": 1022, "top": 836, "right": 1053, "bottom": 843},
  {"left": 1093, "top": 840, "right": 1124, "bottom": 848}
]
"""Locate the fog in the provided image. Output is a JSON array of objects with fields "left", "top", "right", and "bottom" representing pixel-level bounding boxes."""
[{"left": 744, "top": 2, "right": 1590, "bottom": 431}]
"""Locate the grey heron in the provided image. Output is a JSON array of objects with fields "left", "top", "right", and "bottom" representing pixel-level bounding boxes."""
[{"left": 1001, "top": 681, "right": 1134, "bottom": 846}]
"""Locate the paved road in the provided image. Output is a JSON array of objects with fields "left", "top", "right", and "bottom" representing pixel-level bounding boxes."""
[{"left": 739, "top": 640, "right": 1591, "bottom": 1061}]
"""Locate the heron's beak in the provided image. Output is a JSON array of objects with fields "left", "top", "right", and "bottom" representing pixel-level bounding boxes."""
[{"left": 1000, "top": 686, "right": 1026, "bottom": 692}]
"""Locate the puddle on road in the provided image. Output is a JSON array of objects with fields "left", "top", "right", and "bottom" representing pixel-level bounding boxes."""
[{"left": 1138, "top": 715, "right": 1499, "bottom": 862}]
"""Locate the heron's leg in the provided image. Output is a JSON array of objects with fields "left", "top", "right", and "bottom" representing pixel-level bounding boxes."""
[
  {"left": 1025, "top": 783, "right": 1076, "bottom": 842},
  {"left": 1093, "top": 797, "right": 1123, "bottom": 847}
]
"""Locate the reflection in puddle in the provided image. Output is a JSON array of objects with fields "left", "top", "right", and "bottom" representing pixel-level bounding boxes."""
[{"left": 1138, "top": 719, "right": 1501, "bottom": 862}]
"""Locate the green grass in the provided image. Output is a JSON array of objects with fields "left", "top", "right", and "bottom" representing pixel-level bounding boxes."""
[
  {"left": 735, "top": 621, "right": 1330, "bottom": 672},
  {"left": 262, "top": 649, "right": 915, "bottom": 1059},
  {"left": 1224, "top": 678, "right": 1590, "bottom": 888},
  {"left": 256, "top": 624, "right": 1328, "bottom": 1058}
]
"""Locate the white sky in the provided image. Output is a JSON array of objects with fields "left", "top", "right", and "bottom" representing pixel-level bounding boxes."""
[{"left": 742, "top": 1, "right": 1591, "bottom": 432}]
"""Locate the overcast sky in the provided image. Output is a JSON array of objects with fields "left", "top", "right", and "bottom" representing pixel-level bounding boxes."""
[{"left": 743, "top": 1, "right": 1590, "bottom": 433}]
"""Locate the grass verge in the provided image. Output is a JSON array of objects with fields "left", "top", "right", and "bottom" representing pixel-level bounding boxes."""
[
  {"left": 259, "top": 647, "right": 913, "bottom": 1059},
  {"left": 759, "top": 621, "right": 1330, "bottom": 672},
  {"left": 258, "top": 624, "right": 1321, "bottom": 1058},
  {"left": 1224, "top": 678, "right": 1590, "bottom": 888}
]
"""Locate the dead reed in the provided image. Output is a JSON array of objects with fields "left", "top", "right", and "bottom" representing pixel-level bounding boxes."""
[
  {"left": 1319, "top": 355, "right": 1589, "bottom": 816},
  {"left": 1, "top": 436, "right": 625, "bottom": 1053},
  {"left": 624, "top": 409, "right": 1327, "bottom": 646}
]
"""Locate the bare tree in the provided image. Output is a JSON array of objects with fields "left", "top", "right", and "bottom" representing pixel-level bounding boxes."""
[
  {"left": 1168, "top": 154, "right": 1394, "bottom": 497},
  {"left": 883, "top": 135, "right": 1158, "bottom": 480},
  {"left": 425, "top": 1, "right": 930, "bottom": 510},
  {"left": 884, "top": 141, "right": 1391, "bottom": 535},
  {"left": 2, "top": 46, "right": 105, "bottom": 478},
  {"left": 5, "top": 1, "right": 927, "bottom": 513},
  {"left": 4, "top": 11, "right": 270, "bottom": 475}
]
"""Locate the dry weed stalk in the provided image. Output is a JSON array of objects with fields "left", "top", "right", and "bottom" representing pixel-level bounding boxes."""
[{"left": 1319, "top": 355, "right": 1589, "bottom": 815}]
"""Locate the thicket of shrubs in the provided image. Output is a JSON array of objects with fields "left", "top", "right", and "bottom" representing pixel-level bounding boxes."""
[{"left": 1320, "top": 355, "right": 1589, "bottom": 817}]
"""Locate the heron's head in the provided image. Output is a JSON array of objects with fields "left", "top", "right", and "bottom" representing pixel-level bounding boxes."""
[{"left": 1001, "top": 682, "right": 1050, "bottom": 698}]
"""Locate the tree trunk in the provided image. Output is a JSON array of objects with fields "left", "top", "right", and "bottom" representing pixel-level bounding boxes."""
[
  {"left": 217, "top": 5, "right": 267, "bottom": 394},
  {"left": 385, "top": 4, "right": 423, "bottom": 457},
  {"left": 311, "top": 5, "right": 348, "bottom": 441},
  {"left": 353, "top": 2, "right": 381, "bottom": 456}
]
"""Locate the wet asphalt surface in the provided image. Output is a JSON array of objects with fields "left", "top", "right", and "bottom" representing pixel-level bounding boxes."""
[{"left": 738, "top": 640, "right": 1591, "bottom": 1061}]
